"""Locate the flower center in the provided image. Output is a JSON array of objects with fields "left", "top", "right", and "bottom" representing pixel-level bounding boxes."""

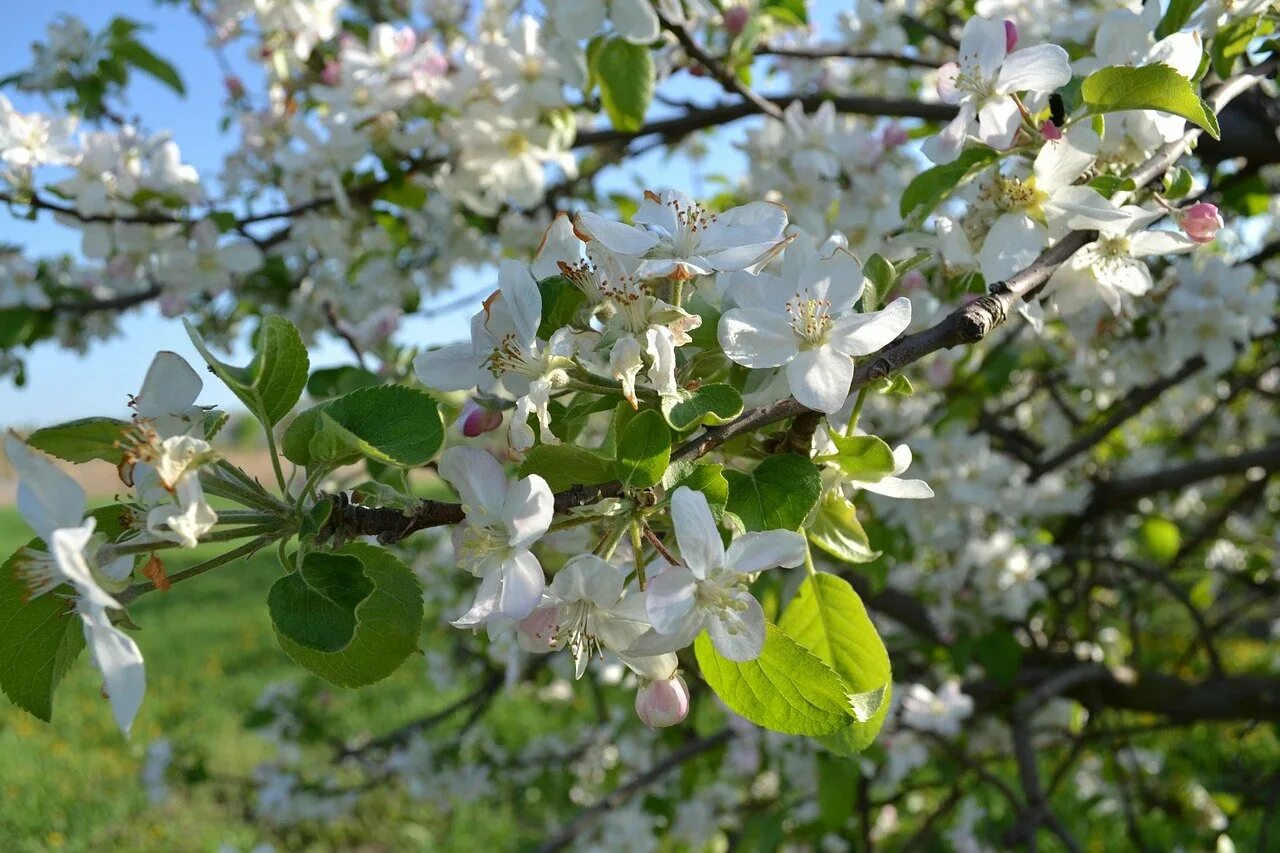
[
  {"left": 665, "top": 197, "right": 717, "bottom": 257},
  {"left": 695, "top": 574, "right": 750, "bottom": 624},
  {"left": 786, "top": 291, "right": 833, "bottom": 346},
  {"left": 991, "top": 176, "right": 1047, "bottom": 214},
  {"left": 458, "top": 523, "right": 508, "bottom": 562},
  {"left": 953, "top": 64, "right": 996, "bottom": 101}
]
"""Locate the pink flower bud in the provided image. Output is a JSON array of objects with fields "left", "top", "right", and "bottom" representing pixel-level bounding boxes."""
[
  {"left": 635, "top": 674, "right": 690, "bottom": 729},
  {"left": 881, "top": 123, "right": 909, "bottom": 149},
  {"left": 1180, "top": 202, "right": 1223, "bottom": 244},
  {"left": 321, "top": 59, "right": 342, "bottom": 86},
  {"left": 224, "top": 76, "right": 245, "bottom": 99},
  {"left": 452, "top": 400, "right": 502, "bottom": 438},
  {"left": 1040, "top": 121, "right": 1062, "bottom": 141},
  {"left": 723, "top": 6, "right": 750, "bottom": 37},
  {"left": 899, "top": 269, "right": 926, "bottom": 293},
  {"left": 1004, "top": 20, "right": 1019, "bottom": 54}
]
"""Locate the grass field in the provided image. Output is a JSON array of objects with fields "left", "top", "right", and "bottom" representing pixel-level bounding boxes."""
[{"left": 0, "top": 507, "right": 532, "bottom": 852}]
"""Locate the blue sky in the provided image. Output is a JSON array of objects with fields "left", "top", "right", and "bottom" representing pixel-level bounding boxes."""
[{"left": 0, "top": 1, "right": 845, "bottom": 429}]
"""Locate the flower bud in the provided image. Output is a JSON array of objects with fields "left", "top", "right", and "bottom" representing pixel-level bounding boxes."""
[
  {"left": 1004, "top": 20, "right": 1019, "bottom": 54},
  {"left": 881, "top": 123, "right": 909, "bottom": 149},
  {"left": 723, "top": 6, "right": 750, "bottom": 37},
  {"left": 635, "top": 674, "right": 690, "bottom": 729},
  {"left": 455, "top": 400, "right": 504, "bottom": 437},
  {"left": 321, "top": 59, "right": 342, "bottom": 86},
  {"left": 1040, "top": 121, "right": 1062, "bottom": 141},
  {"left": 1180, "top": 202, "right": 1223, "bottom": 244},
  {"left": 224, "top": 76, "right": 245, "bottom": 99}
]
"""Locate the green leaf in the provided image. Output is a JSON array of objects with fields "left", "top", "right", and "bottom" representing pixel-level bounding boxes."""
[
  {"left": 283, "top": 385, "right": 443, "bottom": 469},
  {"left": 1081, "top": 64, "right": 1220, "bottom": 140},
  {"left": 1211, "top": 14, "right": 1266, "bottom": 78},
  {"left": 25, "top": 417, "right": 129, "bottom": 464},
  {"left": 113, "top": 39, "right": 186, "bottom": 95},
  {"left": 520, "top": 444, "right": 616, "bottom": 492},
  {"left": 185, "top": 315, "right": 309, "bottom": 429},
  {"left": 1164, "top": 166, "right": 1195, "bottom": 200},
  {"left": 306, "top": 366, "right": 380, "bottom": 399},
  {"left": 0, "top": 546, "right": 85, "bottom": 722},
  {"left": 663, "top": 383, "right": 744, "bottom": 431},
  {"left": 870, "top": 373, "right": 914, "bottom": 396},
  {"left": 1087, "top": 174, "right": 1138, "bottom": 196},
  {"left": 666, "top": 462, "right": 730, "bottom": 519},
  {"left": 808, "top": 493, "right": 881, "bottom": 565},
  {"left": 273, "top": 543, "right": 423, "bottom": 688},
  {"left": 762, "top": 0, "right": 808, "bottom": 26},
  {"left": 779, "top": 573, "right": 892, "bottom": 755},
  {"left": 862, "top": 254, "right": 894, "bottom": 314},
  {"left": 614, "top": 409, "right": 671, "bottom": 488},
  {"left": 268, "top": 552, "right": 375, "bottom": 653},
  {"left": 0, "top": 307, "right": 46, "bottom": 348},
  {"left": 537, "top": 275, "right": 586, "bottom": 339},
  {"left": 1156, "top": 0, "right": 1206, "bottom": 40},
  {"left": 899, "top": 146, "right": 1001, "bottom": 219},
  {"left": 594, "top": 38, "right": 654, "bottom": 133},
  {"left": 821, "top": 433, "right": 896, "bottom": 481},
  {"left": 725, "top": 454, "right": 822, "bottom": 532},
  {"left": 694, "top": 624, "right": 857, "bottom": 736}
]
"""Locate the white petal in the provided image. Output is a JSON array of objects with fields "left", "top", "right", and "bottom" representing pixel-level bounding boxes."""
[
  {"left": 978, "top": 214, "right": 1045, "bottom": 282},
  {"left": 52, "top": 522, "right": 119, "bottom": 610},
  {"left": 997, "top": 45, "right": 1072, "bottom": 94},
  {"left": 724, "top": 530, "right": 807, "bottom": 573},
  {"left": 217, "top": 241, "right": 263, "bottom": 274},
  {"left": 644, "top": 565, "right": 699, "bottom": 634},
  {"left": 977, "top": 98, "right": 1021, "bottom": 150},
  {"left": 670, "top": 486, "right": 724, "bottom": 578},
  {"left": 138, "top": 352, "right": 202, "bottom": 419},
  {"left": 1049, "top": 186, "right": 1130, "bottom": 231},
  {"left": 798, "top": 249, "right": 863, "bottom": 313},
  {"left": 6, "top": 436, "right": 87, "bottom": 542},
  {"left": 80, "top": 606, "right": 145, "bottom": 737},
  {"left": 413, "top": 342, "right": 482, "bottom": 392},
  {"left": 786, "top": 346, "right": 854, "bottom": 414},
  {"left": 828, "top": 297, "right": 912, "bottom": 358},
  {"left": 497, "top": 259, "right": 541, "bottom": 349},
  {"left": 891, "top": 443, "right": 913, "bottom": 476},
  {"left": 1033, "top": 126, "right": 1099, "bottom": 192},
  {"left": 619, "top": 651, "right": 679, "bottom": 681},
  {"left": 718, "top": 309, "right": 798, "bottom": 369},
  {"left": 452, "top": 570, "right": 502, "bottom": 628},
  {"left": 574, "top": 210, "right": 658, "bottom": 257},
  {"left": 697, "top": 201, "right": 788, "bottom": 255},
  {"left": 499, "top": 551, "right": 545, "bottom": 619},
  {"left": 1128, "top": 230, "right": 1197, "bottom": 255},
  {"left": 551, "top": 554, "right": 624, "bottom": 608},
  {"left": 626, "top": 619, "right": 701, "bottom": 657},
  {"left": 707, "top": 593, "right": 766, "bottom": 662},
  {"left": 922, "top": 102, "right": 976, "bottom": 165},
  {"left": 611, "top": 0, "right": 660, "bottom": 43},
  {"left": 861, "top": 476, "right": 935, "bottom": 499},
  {"left": 1149, "top": 32, "right": 1203, "bottom": 80},
  {"left": 532, "top": 212, "right": 581, "bottom": 280},
  {"left": 958, "top": 16, "right": 1007, "bottom": 80},
  {"left": 439, "top": 446, "right": 508, "bottom": 523},
  {"left": 502, "top": 474, "right": 553, "bottom": 550}
]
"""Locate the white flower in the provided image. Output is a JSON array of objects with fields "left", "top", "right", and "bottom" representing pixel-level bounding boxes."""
[
  {"left": 153, "top": 219, "right": 263, "bottom": 303},
  {"left": 1049, "top": 208, "right": 1198, "bottom": 315},
  {"left": 133, "top": 351, "right": 206, "bottom": 438},
  {"left": 517, "top": 554, "right": 677, "bottom": 679},
  {"left": 548, "top": 0, "right": 660, "bottom": 44},
  {"left": 414, "top": 260, "right": 576, "bottom": 450},
  {"left": 575, "top": 189, "right": 789, "bottom": 281},
  {"left": 628, "top": 487, "right": 806, "bottom": 662},
  {"left": 975, "top": 126, "right": 1128, "bottom": 282},
  {"left": 439, "top": 446, "right": 553, "bottom": 624},
  {"left": 718, "top": 248, "right": 912, "bottom": 414},
  {"left": 4, "top": 435, "right": 145, "bottom": 736},
  {"left": 135, "top": 460, "right": 219, "bottom": 549},
  {"left": 924, "top": 17, "right": 1071, "bottom": 164},
  {"left": 899, "top": 680, "right": 973, "bottom": 737},
  {"left": 820, "top": 425, "right": 935, "bottom": 500}
]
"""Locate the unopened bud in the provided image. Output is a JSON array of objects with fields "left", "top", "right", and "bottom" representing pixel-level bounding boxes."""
[
  {"left": 723, "top": 6, "right": 750, "bottom": 37},
  {"left": 321, "top": 59, "right": 342, "bottom": 86},
  {"left": 455, "top": 400, "right": 503, "bottom": 437},
  {"left": 1004, "top": 20, "right": 1019, "bottom": 54},
  {"left": 1180, "top": 202, "right": 1223, "bottom": 244},
  {"left": 224, "top": 76, "right": 245, "bottom": 99},
  {"left": 1040, "top": 121, "right": 1062, "bottom": 141},
  {"left": 635, "top": 674, "right": 690, "bottom": 729},
  {"left": 881, "top": 123, "right": 909, "bottom": 149}
]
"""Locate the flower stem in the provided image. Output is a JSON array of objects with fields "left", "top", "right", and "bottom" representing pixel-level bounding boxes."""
[
  {"left": 803, "top": 541, "right": 817, "bottom": 577},
  {"left": 845, "top": 385, "right": 870, "bottom": 435},
  {"left": 117, "top": 534, "right": 277, "bottom": 604},
  {"left": 264, "top": 427, "right": 289, "bottom": 495},
  {"left": 629, "top": 522, "right": 647, "bottom": 590}
]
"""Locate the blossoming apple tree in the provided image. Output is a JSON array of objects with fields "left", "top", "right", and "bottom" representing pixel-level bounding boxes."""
[{"left": 2, "top": 0, "right": 1279, "bottom": 847}]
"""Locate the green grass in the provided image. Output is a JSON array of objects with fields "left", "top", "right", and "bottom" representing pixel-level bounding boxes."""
[{"left": 0, "top": 507, "right": 525, "bottom": 851}]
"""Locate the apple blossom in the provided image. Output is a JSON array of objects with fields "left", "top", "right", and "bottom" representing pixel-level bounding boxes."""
[
  {"left": 634, "top": 673, "right": 691, "bottom": 729},
  {"left": 1180, "top": 202, "right": 1224, "bottom": 244}
]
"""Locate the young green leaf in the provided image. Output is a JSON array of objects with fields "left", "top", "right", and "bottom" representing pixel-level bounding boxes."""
[
  {"left": 862, "top": 254, "right": 894, "bottom": 314},
  {"left": 520, "top": 444, "right": 616, "bottom": 492},
  {"left": 594, "top": 37, "right": 654, "bottom": 132},
  {"left": 185, "top": 315, "right": 309, "bottom": 429},
  {"left": 899, "top": 146, "right": 1001, "bottom": 219},
  {"left": 1081, "top": 64, "right": 1220, "bottom": 139},
  {"left": 663, "top": 383, "right": 744, "bottom": 431},
  {"left": 25, "top": 417, "right": 129, "bottom": 464},
  {"left": 268, "top": 552, "right": 375, "bottom": 653},
  {"left": 821, "top": 433, "right": 896, "bottom": 481},
  {"left": 779, "top": 573, "right": 893, "bottom": 755},
  {"left": 273, "top": 544, "right": 423, "bottom": 688},
  {"left": 695, "top": 624, "right": 858, "bottom": 736},
  {"left": 807, "top": 493, "right": 881, "bottom": 565},
  {"left": 306, "top": 366, "right": 381, "bottom": 399},
  {"left": 614, "top": 409, "right": 671, "bottom": 488},
  {"left": 0, "top": 547, "right": 85, "bottom": 722},
  {"left": 537, "top": 275, "right": 587, "bottom": 339},
  {"left": 282, "top": 385, "right": 444, "bottom": 469},
  {"left": 112, "top": 39, "right": 186, "bottom": 96},
  {"left": 725, "top": 454, "right": 822, "bottom": 532},
  {"left": 665, "top": 462, "right": 731, "bottom": 519}
]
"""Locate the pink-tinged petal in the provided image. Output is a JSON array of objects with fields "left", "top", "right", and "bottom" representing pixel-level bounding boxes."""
[
  {"left": 997, "top": 44, "right": 1071, "bottom": 94},
  {"left": 503, "top": 473, "right": 553, "bottom": 550},
  {"left": 724, "top": 530, "right": 807, "bottom": 574},
  {"left": 828, "top": 297, "right": 913, "bottom": 358},
  {"left": 718, "top": 308, "right": 799, "bottom": 369},
  {"left": 643, "top": 565, "right": 699, "bottom": 634},
  {"left": 499, "top": 550, "right": 545, "bottom": 619},
  {"left": 786, "top": 345, "right": 854, "bottom": 414},
  {"left": 576, "top": 210, "right": 660, "bottom": 255},
  {"left": 707, "top": 593, "right": 766, "bottom": 662},
  {"left": 439, "top": 446, "right": 508, "bottom": 523},
  {"left": 671, "top": 487, "right": 724, "bottom": 578}
]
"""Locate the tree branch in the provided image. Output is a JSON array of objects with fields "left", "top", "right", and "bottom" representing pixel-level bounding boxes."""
[{"left": 658, "top": 12, "right": 783, "bottom": 121}]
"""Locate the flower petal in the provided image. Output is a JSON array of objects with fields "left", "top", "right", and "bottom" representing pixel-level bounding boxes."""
[
  {"left": 644, "top": 565, "right": 699, "bottom": 634},
  {"left": 499, "top": 551, "right": 545, "bottom": 619},
  {"left": 6, "top": 435, "right": 87, "bottom": 542},
  {"left": 670, "top": 486, "right": 724, "bottom": 578},
  {"left": 997, "top": 44, "right": 1071, "bottom": 94},
  {"left": 718, "top": 308, "right": 798, "bottom": 369},
  {"left": 439, "top": 446, "right": 508, "bottom": 523},
  {"left": 551, "top": 554, "right": 624, "bottom": 608},
  {"left": 724, "top": 530, "right": 807, "bottom": 574},
  {"left": 707, "top": 593, "right": 766, "bottom": 662},
  {"left": 828, "top": 297, "right": 912, "bottom": 358},
  {"left": 414, "top": 342, "right": 483, "bottom": 392},
  {"left": 80, "top": 605, "right": 145, "bottom": 737},
  {"left": 497, "top": 259, "right": 541, "bottom": 349},
  {"left": 574, "top": 210, "right": 659, "bottom": 256},
  {"left": 786, "top": 345, "right": 854, "bottom": 414},
  {"left": 503, "top": 473, "right": 553, "bottom": 550}
]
